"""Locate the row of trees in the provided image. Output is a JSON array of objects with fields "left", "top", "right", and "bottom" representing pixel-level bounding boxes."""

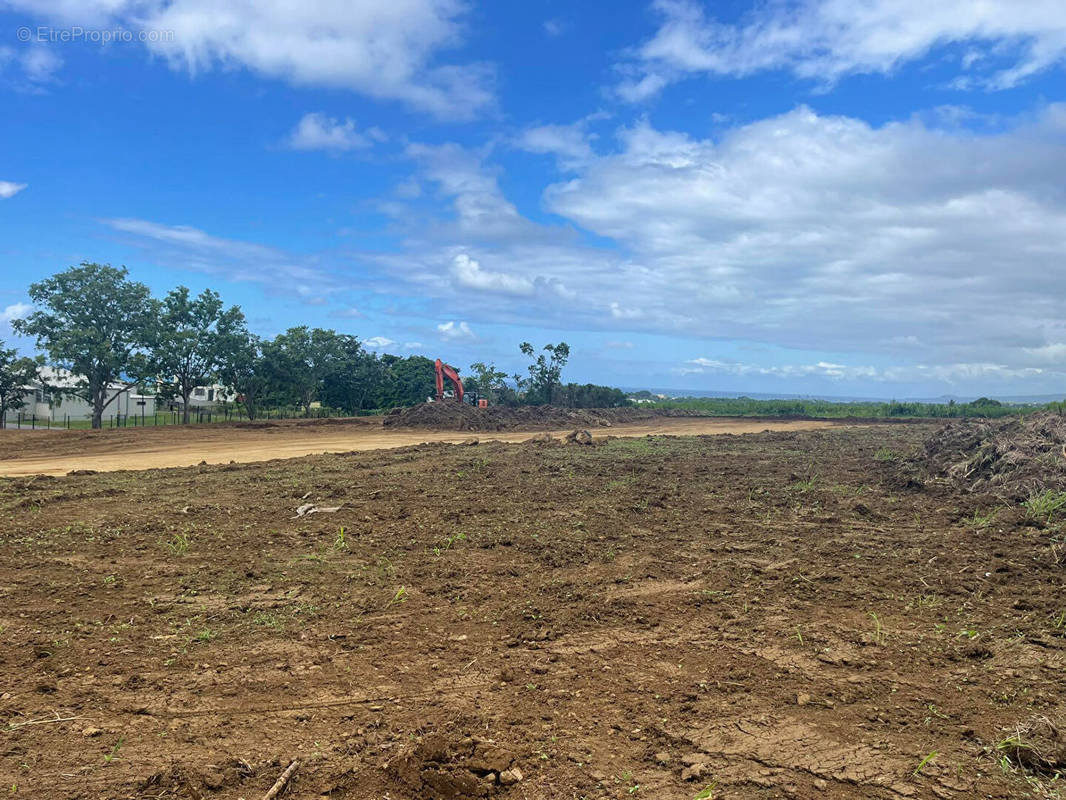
[{"left": 1, "top": 262, "right": 628, "bottom": 429}]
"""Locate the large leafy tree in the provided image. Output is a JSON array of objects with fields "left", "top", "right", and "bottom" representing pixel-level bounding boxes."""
[
  {"left": 321, "top": 338, "right": 386, "bottom": 413},
  {"left": 14, "top": 263, "right": 155, "bottom": 429},
  {"left": 145, "top": 287, "right": 247, "bottom": 423},
  {"left": 266, "top": 327, "right": 348, "bottom": 415},
  {"left": 0, "top": 341, "right": 43, "bottom": 429},
  {"left": 519, "top": 341, "right": 570, "bottom": 405},
  {"left": 217, "top": 332, "right": 270, "bottom": 420},
  {"left": 380, "top": 354, "right": 437, "bottom": 407}
]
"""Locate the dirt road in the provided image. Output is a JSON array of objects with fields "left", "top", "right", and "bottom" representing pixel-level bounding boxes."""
[{"left": 0, "top": 416, "right": 843, "bottom": 476}]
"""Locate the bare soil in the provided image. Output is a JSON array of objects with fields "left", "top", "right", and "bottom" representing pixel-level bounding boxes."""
[
  {"left": 382, "top": 403, "right": 694, "bottom": 431},
  {"left": 1, "top": 423, "right": 1064, "bottom": 799},
  {"left": 0, "top": 416, "right": 840, "bottom": 477}
]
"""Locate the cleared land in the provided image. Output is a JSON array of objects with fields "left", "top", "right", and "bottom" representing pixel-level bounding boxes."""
[
  {"left": 0, "top": 416, "right": 840, "bottom": 477},
  {"left": 1, "top": 422, "right": 1062, "bottom": 799}
]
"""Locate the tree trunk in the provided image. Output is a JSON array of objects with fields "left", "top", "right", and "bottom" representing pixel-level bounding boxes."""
[
  {"left": 244, "top": 392, "right": 257, "bottom": 420},
  {"left": 91, "top": 385, "right": 104, "bottom": 429},
  {"left": 182, "top": 387, "right": 192, "bottom": 425}
]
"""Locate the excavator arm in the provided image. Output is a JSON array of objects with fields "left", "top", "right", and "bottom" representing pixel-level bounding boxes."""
[{"left": 435, "top": 359, "right": 464, "bottom": 403}]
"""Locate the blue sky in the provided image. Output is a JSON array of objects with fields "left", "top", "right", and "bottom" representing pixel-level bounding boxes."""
[{"left": 2, "top": 0, "right": 1066, "bottom": 399}]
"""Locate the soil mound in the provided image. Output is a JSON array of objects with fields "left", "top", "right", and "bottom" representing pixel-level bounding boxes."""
[
  {"left": 914, "top": 412, "right": 1066, "bottom": 500},
  {"left": 382, "top": 403, "right": 684, "bottom": 432}
]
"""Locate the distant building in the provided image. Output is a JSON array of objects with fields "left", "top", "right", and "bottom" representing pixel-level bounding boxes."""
[{"left": 0, "top": 367, "right": 228, "bottom": 427}]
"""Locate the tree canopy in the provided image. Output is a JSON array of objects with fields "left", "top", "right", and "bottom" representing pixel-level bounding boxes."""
[{"left": 14, "top": 263, "right": 155, "bottom": 428}]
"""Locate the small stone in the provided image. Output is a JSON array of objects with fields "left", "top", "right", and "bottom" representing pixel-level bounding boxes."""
[
  {"left": 813, "top": 778, "right": 828, "bottom": 791},
  {"left": 499, "top": 767, "right": 523, "bottom": 785},
  {"left": 589, "top": 769, "right": 607, "bottom": 782},
  {"left": 654, "top": 751, "right": 671, "bottom": 765},
  {"left": 82, "top": 727, "right": 103, "bottom": 738},
  {"left": 796, "top": 693, "right": 811, "bottom": 706},
  {"left": 680, "top": 753, "right": 704, "bottom": 766}
]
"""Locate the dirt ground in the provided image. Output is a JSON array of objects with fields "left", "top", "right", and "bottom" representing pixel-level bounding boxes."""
[
  {"left": 2, "top": 424, "right": 1064, "bottom": 799},
  {"left": 0, "top": 416, "right": 840, "bottom": 477}
]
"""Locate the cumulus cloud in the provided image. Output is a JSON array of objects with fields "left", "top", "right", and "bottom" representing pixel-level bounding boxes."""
[
  {"left": 437, "top": 320, "right": 475, "bottom": 341},
  {"left": 0, "top": 181, "right": 27, "bottom": 198},
  {"left": 0, "top": 302, "right": 31, "bottom": 326},
  {"left": 286, "top": 113, "right": 385, "bottom": 152},
  {"left": 363, "top": 336, "right": 396, "bottom": 348},
  {"left": 542, "top": 105, "right": 1066, "bottom": 361},
  {"left": 618, "top": 0, "right": 1066, "bottom": 100},
  {"left": 451, "top": 253, "right": 534, "bottom": 295},
  {"left": 7, "top": 0, "right": 493, "bottom": 117}
]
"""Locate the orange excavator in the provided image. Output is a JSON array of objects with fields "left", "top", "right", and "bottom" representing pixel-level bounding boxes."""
[{"left": 434, "top": 359, "right": 464, "bottom": 403}]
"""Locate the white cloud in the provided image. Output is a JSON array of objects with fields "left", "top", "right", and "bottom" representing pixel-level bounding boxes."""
[
  {"left": 403, "top": 341, "right": 423, "bottom": 349},
  {"left": 330, "top": 307, "right": 365, "bottom": 319},
  {"left": 543, "top": 18, "right": 566, "bottom": 37},
  {"left": 363, "top": 336, "right": 396, "bottom": 349},
  {"left": 7, "top": 0, "right": 493, "bottom": 117},
  {"left": 451, "top": 253, "right": 534, "bottom": 295},
  {"left": 437, "top": 320, "right": 475, "bottom": 341},
  {"left": 618, "top": 0, "right": 1066, "bottom": 100},
  {"left": 540, "top": 105, "right": 1066, "bottom": 361},
  {"left": 0, "top": 45, "right": 63, "bottom": 89},
  {"left": 681, "top": 357, "right": 1056, "bottom": 386},
  {"left": 287, "top": 113, "right": 384, "bottom": 152},
  {"left": 516, "top": 121, "right": 596, "bottom": 170},
  {"left": 0, "top": 302, "right": 31, "bottom": 326},
  {"left": 103, "top": 217, "right": 346, "bottom": 295},
  {"left": 0, "top": 181, "right": 28, "bottom": 199}
]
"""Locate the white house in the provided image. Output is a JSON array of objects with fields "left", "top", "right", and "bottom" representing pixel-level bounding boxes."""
[{"left": 1, "top": 367, "right": 228, "bottom": 427}]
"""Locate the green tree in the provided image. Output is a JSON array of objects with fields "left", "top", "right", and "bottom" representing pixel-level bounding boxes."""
[
  {"left": 266, "top": 327, "right": 348, "bottom": 415},
  {"left": 467, "top": 361, "right": 509, "bottom": 404},
  {"left": 0, "top": 342, "right": 43, "bottom": 429},
  {"left": 217, "top": 332, "right": 270, "bottom": 420},
  {"left": 145, "top": 286, "right": 247, "bottom": 424},
  {"left": 320, "top": 338, "right": 385, "bottom": 413},
  {"left": 14, "top": 263, "right": 155, "bottom": 429},
  {"left": 379, "top": 354, "right": 438, "bottom": 407},
  {"left": 519, "top": 341, "right": 570, "bottom": 404}
]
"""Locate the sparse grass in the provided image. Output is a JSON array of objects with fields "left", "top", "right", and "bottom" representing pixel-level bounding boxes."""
[
  {"left": 693, "top": 783, "right": 718, "bottom": 799},
  {"left": 333, "top": 526, "right": 348, "bottom": 550},
  {"left": 875, "top": 447, "right": 898, "bottom": 461},
  {"left": 432, "top": 531, "right": 466, "bottom": 556},
  {"left": 1024, "top": 491, "right": 1066, "bottom": 524},
  {"left": 103, "top": 736, "right": 124, "bottom": 764},
  {"left": 386, "top": 586, "right": 408, "bottom": 608},
  {"left": 165, "top": 531, "right": 189, "bottom": 556},
  {"left": 969, "top": 508, "right": 998, "bottom": 530},
  {"left": 913, "top": 751, "right": 938, "bottom": 777},
  {"left": 869, "top": 612, "right": 887, "bottom": 645}
]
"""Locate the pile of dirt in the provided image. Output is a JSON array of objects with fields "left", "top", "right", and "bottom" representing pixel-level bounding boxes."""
[
  {"left": 914, "top": 412, "right": 1066, "bottom": 500},
  {"left": 382, "top": 403, "right": 688, "bottom": 432}
]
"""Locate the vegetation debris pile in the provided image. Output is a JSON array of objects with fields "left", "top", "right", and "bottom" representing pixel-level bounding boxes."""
[{"left": 916, "top": 412, "right": 1066, "bottom": 500}]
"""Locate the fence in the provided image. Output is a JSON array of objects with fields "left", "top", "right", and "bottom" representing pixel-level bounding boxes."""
[{"left": 1, "top": 405, "right": 352, "bottom": 430}]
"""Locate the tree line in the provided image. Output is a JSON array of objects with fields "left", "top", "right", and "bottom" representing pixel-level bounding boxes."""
[{"left": 0, "top": 262, "right": 628, "bottom": 429}]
